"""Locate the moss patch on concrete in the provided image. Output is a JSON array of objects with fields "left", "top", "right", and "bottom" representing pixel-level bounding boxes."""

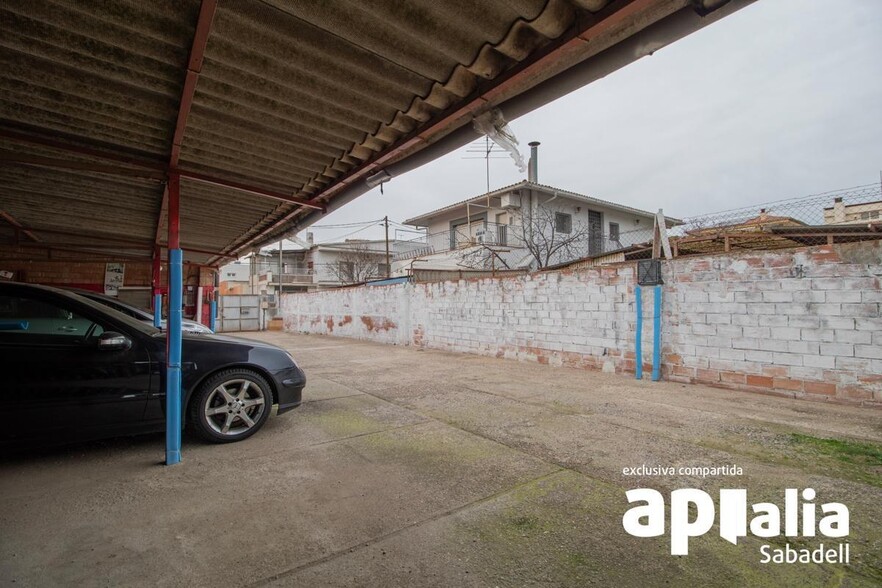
[
  {"left": 789, "top": 433, "right": 882, "bottom": 487},
  {"left": 699, "top": 427, "right": 882, "bottom": 490},
  {"left": 361, "top": 425, "right": 508, "bottom": 470},
  {"left": 303, "top": 406, "right": 386, "bottom": 438}
]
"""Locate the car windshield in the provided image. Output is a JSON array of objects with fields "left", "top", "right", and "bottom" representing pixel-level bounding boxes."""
[
  {"left": 59, "top": 289, "right": 162, "bottom": 336},
  {"left": 76, "top": 290, "right": 210, "bottom": 333}
]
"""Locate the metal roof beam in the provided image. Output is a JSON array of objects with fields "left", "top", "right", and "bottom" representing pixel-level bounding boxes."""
[
  {"left": 2, "top": 222, "right": 236, "bottom": 259},
  {"left": 180, "top": 170, "right": 324, "bottom": 210},
  {"left": 0, "top": 210, "right": 41, "bottom": 243},
  {"left": 5, "top": 225, "right": 152, "bottom": 247},
  {"left": 0, "top": 132, "right": 322, "bottom": 209},
  {"left": 245, "top": 0, "right": 755, "bottom": 253},
  {"left": 156, "top": 0, "right": 218, "bottom": 245},
  {"left": 226, "top": 0, "right": 661, "bottom": 256}
]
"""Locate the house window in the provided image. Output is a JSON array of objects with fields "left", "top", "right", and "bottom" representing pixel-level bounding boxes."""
[
  {"left": 609, "top": 222, "right": 620, "bottom": 242},
  {"left": 338, "top": 261, "right": 354, "bottom": 281},
  {"left": 496, "top": 224, "right": 508, "bottom": 246},
  {"left": 554, "top": 212, "right": 572, "bottom": 234},
  {"left": 377, "top": 263, "right": 390, "bottom": 277}
]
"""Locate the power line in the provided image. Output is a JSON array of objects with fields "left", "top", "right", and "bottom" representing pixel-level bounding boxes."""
[
  {"left": 315, "top": 222, "right": 383, "bottom": 243},
  {"left": 307, "top": 218, "right": 384, "bottom": 230}
]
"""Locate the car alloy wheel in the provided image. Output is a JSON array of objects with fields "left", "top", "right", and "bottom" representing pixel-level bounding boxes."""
[
  {"left": 204, "top": 378, "right": 266, "bottom": 436},
  {"left": 189, "top": 369, "right": 273, "bottom": 443}
]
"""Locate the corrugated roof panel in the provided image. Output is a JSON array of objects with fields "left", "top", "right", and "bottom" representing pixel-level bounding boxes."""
[
  {"left": 186, "top": 0, "right": 591, "bottom": 206},
  {"left": 0, "top": 0, "right": 748, "bottom": 266},
  {"left": 0, "top": 0, "right": 199, "bottom": 156}
]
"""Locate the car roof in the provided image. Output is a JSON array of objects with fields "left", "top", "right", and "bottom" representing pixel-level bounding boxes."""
[
  {"left": 70, "top": 288, "right": 153, "bottom": 320},
  {"left": 0, "top": 282, "right": 159, "bottom": 335}
]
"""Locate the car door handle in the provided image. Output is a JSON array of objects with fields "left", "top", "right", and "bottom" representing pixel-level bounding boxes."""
[{"left": 57, "top": 325, "right": 78, "bottom": 332}]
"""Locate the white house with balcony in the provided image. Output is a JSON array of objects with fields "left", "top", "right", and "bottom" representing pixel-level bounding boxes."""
[
  {"left": 395, "top": 179, "right": 675, "bottom": 274},
  {"left": 243, "top": 238, "right": 425, "bottom": 295}
]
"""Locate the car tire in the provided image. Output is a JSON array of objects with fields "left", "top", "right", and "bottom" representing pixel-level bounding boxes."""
[{"left": 188, "top": 369, "right": 273, "bottom": 443}]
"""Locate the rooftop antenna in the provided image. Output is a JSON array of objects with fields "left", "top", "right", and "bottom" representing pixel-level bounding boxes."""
[
  {"left": 463, "top": 136, "right": 509, "bottom": 194},
  {"left": 461, "top": 137, "right": 509, "bottom": 244}
]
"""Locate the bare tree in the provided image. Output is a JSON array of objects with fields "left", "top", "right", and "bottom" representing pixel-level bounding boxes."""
[
  {"left": 457, "top": 242, "right": 512, "bottom": 271},
  {"left": 452, "top": 206, "right": 597, "bottom": 270},
  {"left": 513, "top": 206, "right": 594, "bottom": 269},
  {"left": 325, "top": 242, "right": 384, "bottom": 285}
]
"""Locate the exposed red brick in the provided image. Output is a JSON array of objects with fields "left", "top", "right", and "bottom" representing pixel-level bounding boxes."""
[
  {"left": 772, "top": 378, "right": 804, "bottom": 392},
  {"left": 810, "top": 249, "right": 841, "bottom": 263},
  {"left": 695, "top": 369, "right": 721, "bottom": 382},
  {"left": 746, "top": 375, "right": 774, "bottom": 388},
  {"left": 671, "top": 365, "right": 695, "bottom": 378},
  {"left": 804, "top": 381, "right": 836, "bottom": 396},
  {"left": 360, "top": 316, "right": 396, "bottom": 332},
  {"left": 762, "top": 366, "right": 789, "bottom": 378},
  {"left": 839, "top": 386, "right": 873, "bottom": 401},
  {"left": 720, "top": 371, "right": 746, "bottom": 384},
  {"left": 765, "top": 254, "right": 793, "bottom": 268}
]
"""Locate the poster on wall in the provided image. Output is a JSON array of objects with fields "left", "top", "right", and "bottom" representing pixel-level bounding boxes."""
[{"left": 104, "top": 263, "right": 125, "bottom": 296}]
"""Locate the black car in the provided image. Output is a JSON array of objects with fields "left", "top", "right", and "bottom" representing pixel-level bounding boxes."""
[
  {"left": 0, "top": 282, "right": 305, "bottom": 446},
  {"left": 70, "top": 288, "right": 215, "bottom": 334}
]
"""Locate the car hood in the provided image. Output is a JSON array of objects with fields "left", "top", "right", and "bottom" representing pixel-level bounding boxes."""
[{"left": 155, "top": 330, "right": 287, "bottom": 352}]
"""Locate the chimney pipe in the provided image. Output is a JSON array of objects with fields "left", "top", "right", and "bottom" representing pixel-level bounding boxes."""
[
  {"left": 528, "top": 141, "right": 540, "bottom": 183},
  {"left": 833, "top": 197, "right": 845, "bottom": 224}
]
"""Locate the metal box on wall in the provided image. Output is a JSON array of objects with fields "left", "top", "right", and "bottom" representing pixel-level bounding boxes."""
[{"left": 637, "top": 259, "right": 663, "bottom": 286}]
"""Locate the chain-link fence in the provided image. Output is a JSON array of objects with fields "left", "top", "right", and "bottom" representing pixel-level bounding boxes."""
[{"left": 670, "top": 183, "right": 882, "bottom": 257}]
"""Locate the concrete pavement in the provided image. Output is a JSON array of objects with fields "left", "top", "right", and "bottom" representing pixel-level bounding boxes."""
[{"left": 1, "top": 332, "right": 880, "bottom": 587}]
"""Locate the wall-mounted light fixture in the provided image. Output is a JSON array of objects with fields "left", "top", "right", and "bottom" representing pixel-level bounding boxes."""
[{"left": 365, "top": 169, "right": 392, "bottom": 189}]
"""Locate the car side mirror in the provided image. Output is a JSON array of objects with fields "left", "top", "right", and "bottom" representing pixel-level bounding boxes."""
[{"left": 97, "top": 331, "right": 132, "bottom": 351}]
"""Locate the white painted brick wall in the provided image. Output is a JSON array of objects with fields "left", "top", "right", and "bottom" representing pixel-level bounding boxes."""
[{"left": 281, "top": 241, "right": 882, "bottom": 406}]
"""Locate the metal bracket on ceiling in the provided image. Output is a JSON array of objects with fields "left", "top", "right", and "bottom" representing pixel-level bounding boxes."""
[
  {"left": 365, "top": 169, "right": 392, "bottom": 190},
  {"left": 690, "top": 0, "right": 731, "bottom": 17}
]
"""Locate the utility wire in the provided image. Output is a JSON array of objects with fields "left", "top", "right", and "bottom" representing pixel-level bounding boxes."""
[
  {"left": 308, "top": 218, "right": 384, "bottom": 230},
  {"left": 315, "top": 222, "right": 383, "bottom": 244}
]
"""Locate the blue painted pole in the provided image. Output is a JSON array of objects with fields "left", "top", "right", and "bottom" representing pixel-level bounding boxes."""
[
  {"left": 166, "top": 248, "right": 183, "bottom": 465},
  {"left": 209, "top": 299, "right": 217, "bottom": 332},
  {"left": 652, "top": 285, "right": 662, "bottom": 382},
  {"left": 153, "top": 293, "right": 162, "bottom": 328},
  {"left": 166, "top": 172, "right": 183, "bottom": 466},
  {"left": 635, "top": 285, "right": 643, "bottom": 380}
]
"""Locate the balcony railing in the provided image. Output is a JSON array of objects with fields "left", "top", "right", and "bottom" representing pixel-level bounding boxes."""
[
  {"left": 258, "top": 270, "right": 315, "bottom": 286},
  {"left": 279, "top": 272, "right": 314, "bottom": 284}
]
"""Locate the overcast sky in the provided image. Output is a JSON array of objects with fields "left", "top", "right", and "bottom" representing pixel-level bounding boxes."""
[{"left": 298, "top": 0, "right": 882, "bottom": 245}]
